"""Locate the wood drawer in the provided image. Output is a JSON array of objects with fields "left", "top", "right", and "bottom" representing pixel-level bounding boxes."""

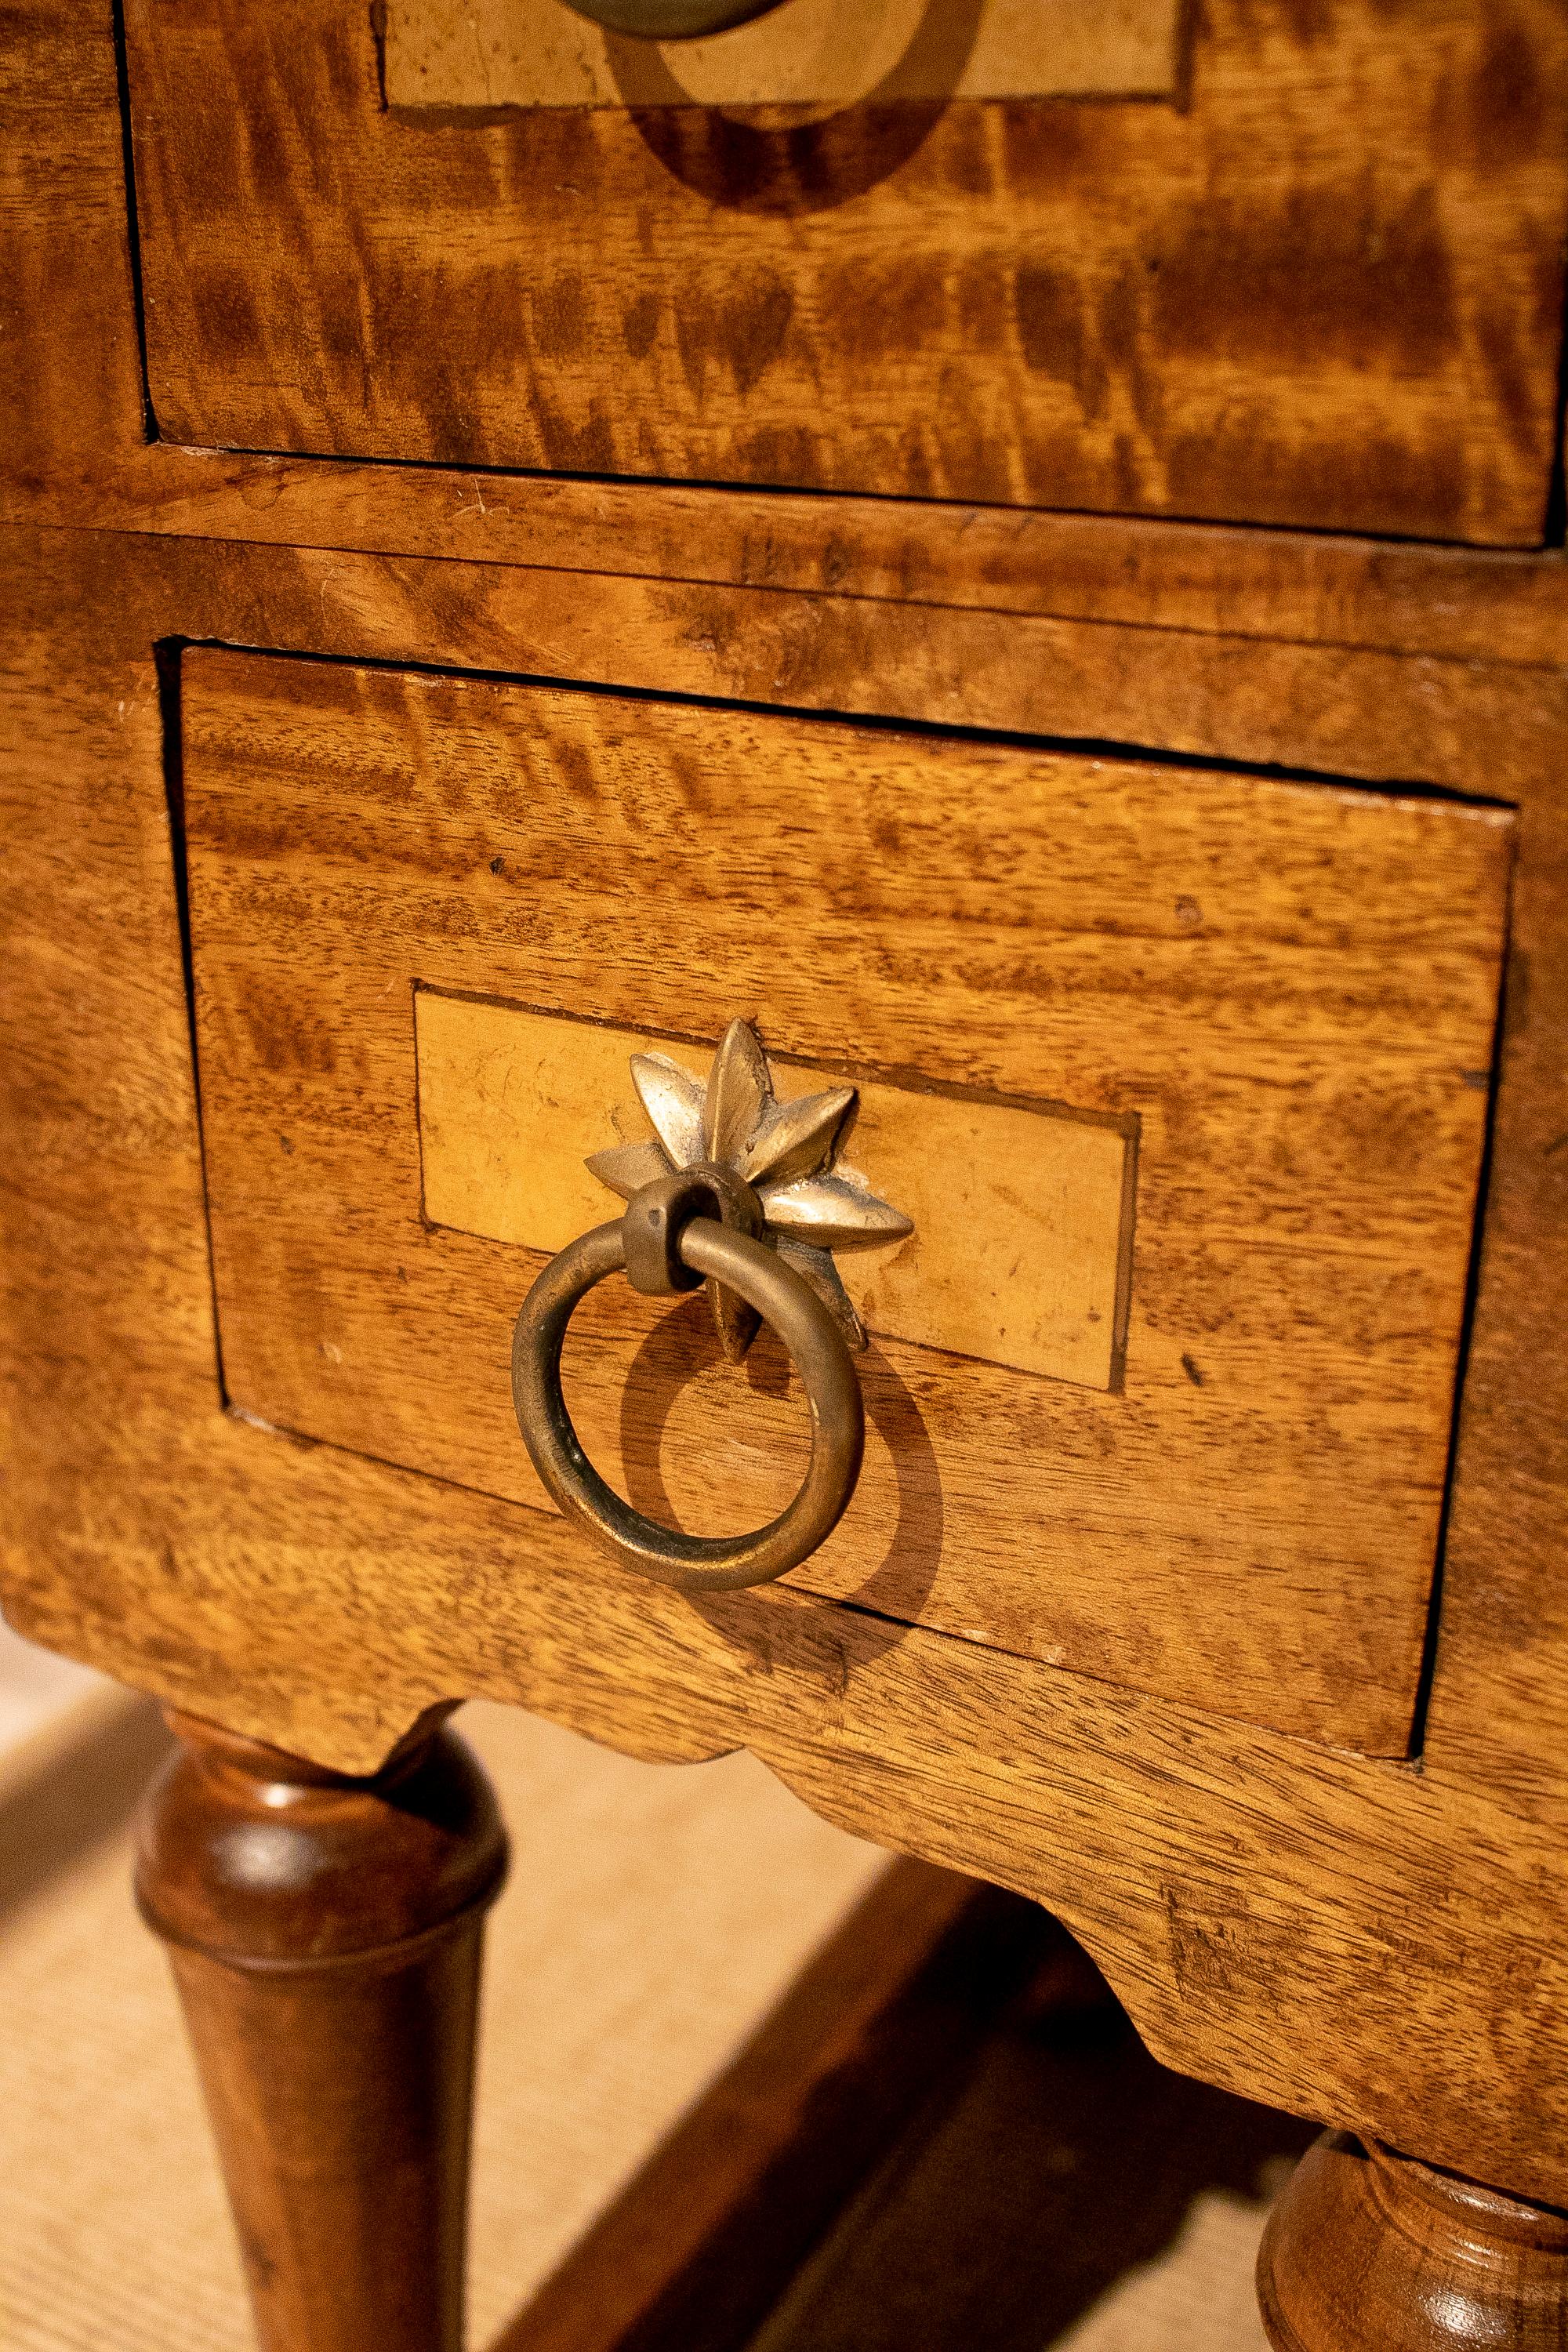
[
  {"left": 182, "top": 648, "right": 1510, "bottom": 1755},
  {"left": 121, "top": 0, "right": 1568, "bottom": 543}
]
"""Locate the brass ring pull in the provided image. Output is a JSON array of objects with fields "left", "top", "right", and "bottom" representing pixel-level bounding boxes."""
[
  {"left": 512, "top": 1171, "right": 866, "bottom": 1594},
  {"left": 557, "top": 0, "right": 790, "bottom": 41}
]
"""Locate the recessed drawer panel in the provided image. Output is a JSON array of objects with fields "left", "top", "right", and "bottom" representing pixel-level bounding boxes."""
[
  {"left": 183, "top": 649, "right": 1512, "bottom": 1754},
  {"left": 122, "top": 0, "right": 1568, "bottom": 543}
]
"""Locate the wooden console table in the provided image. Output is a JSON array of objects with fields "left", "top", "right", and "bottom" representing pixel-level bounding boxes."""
[{"left": 3, "top": 0, "right": 1568, "bottom": 2342}]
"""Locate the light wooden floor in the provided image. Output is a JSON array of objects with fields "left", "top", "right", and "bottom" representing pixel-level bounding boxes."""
[{"left": 0, "top": 1644, "right": 1284, "bottom": 2351}]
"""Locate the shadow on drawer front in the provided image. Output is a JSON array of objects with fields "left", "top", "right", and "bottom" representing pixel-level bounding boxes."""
[
  {"left": 181, "top": 648, "right": 1512, "bottom": 1755},
  {"left": 121, "top": 0, "right": 1568, "bottom": 542}
]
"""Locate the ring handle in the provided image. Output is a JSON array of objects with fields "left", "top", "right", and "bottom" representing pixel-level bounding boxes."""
[
  {"left": 511, "top": 1197, "right": 866, "bottom": 1594},
  {"left": 557, "top": 0, "right": 790, "bottom": 42}
]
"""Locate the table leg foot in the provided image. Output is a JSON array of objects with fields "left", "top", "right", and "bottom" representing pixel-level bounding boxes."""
[
  {"left": 1258, "top": 2129, "right": 1568, "bottom": 2352},
  {"left": 136, "top": 1710, "right": 508, "bottom": 2352}
]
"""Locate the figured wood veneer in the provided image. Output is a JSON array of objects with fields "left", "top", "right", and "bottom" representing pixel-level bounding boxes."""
[
  {"left": 11, "top": 0, "right": 1568, "bottom": 670},
  {"left": 10, "top": 0, "right": 1568, "bottom": 2303},
  {"left": 120, "top": 0, "right": 1568, "bottom": 541}
]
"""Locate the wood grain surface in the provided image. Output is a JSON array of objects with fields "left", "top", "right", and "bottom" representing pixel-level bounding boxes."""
[
  {"left": 183, "top": 652, "right": 1507, "bottom": 1752},
  {"left": 9, "top": 0, "right": 1568, "bottom": 672},
  {"left": 2, "top": 507, "right": 1568, "bottom": 2197},
  {"left": 24, "top": 0, "right": 1568, "bottom": 1822},
  {"left": 120, "top": 0, "right": 1568, "bottom": 541},
  {"left": 2, "top": 517, "right": 1566, "bottom": 1825},
  {"left": 9, "top": 0, "right": 1568, "bottom": 2263}
]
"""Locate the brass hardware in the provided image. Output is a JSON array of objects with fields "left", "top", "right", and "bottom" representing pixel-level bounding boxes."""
[
  {"left": 621, "top": 1160, "right": 764, "bottom": 1294},
  {"left": 510, "top": 1019, "right": 913, "bottom": 1590},
  {"left": 587, "top": 1017, "right": 913, "bottom": 1361},
  {"left": 557, "top": 0, "right": 789, "bottom": 40},
  {"left": 512, "top": 1174, "right": 864, "bottom": 1592}
]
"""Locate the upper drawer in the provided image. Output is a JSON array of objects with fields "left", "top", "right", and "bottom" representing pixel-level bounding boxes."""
[
  {"left": 122, "top": 0, "right": 1568, "bottom": 543},
  {"left": 180, "top": 648, "right": 1511, "bottom": 1757}
]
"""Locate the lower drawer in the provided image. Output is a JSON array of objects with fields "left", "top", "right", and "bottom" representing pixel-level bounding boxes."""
[{"left": 182, "top": 648, "right": 1511, "bottom": 1753}]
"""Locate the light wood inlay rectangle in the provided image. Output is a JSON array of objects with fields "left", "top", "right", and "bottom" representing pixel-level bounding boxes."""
[
  {"left": 416, "top": 992, "right": 1135, "bottom": 1392},
  {"left": 386, "top": 0, "right": 1183, "bottom": 111}
]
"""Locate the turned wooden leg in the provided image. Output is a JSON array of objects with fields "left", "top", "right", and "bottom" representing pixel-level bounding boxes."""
[
  {"left": 1258, "top": 2130, "right": 1568, "bottom": 2352},
  {"left": 135, "top": 1711, "right": 508, "bottom": 2352}
]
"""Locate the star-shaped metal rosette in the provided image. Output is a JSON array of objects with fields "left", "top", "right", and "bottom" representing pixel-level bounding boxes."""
[{"left": 586, "top": 1018, "right": 913, "bottom": 1359}]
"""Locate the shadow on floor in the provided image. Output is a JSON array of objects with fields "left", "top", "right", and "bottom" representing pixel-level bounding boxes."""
[
  {"left": 490, "top": 1878, "right": 1315, "bottom": 2352},
  {"left": 0, "top": 1697, "right": 172, "bottom": 1920},
  {"left": 754, "top": 1970, "right": 1316, "bottom": 2350}
]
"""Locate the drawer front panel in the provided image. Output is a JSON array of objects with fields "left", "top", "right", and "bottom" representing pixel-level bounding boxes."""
[
  {"left": 183, "top": 650, "right": 1512, "bottom": 1753},
  {"left": 123, "top": 0, "right": 1568, "bottom": 543}
]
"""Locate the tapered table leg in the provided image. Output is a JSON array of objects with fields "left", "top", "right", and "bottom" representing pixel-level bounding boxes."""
[
  {"left": 1258, "top": 2130, "right": 1568, "bottom": 2352},
  {"left": 136, "top": 1710, "right": 508, "bottom": 2352}
]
